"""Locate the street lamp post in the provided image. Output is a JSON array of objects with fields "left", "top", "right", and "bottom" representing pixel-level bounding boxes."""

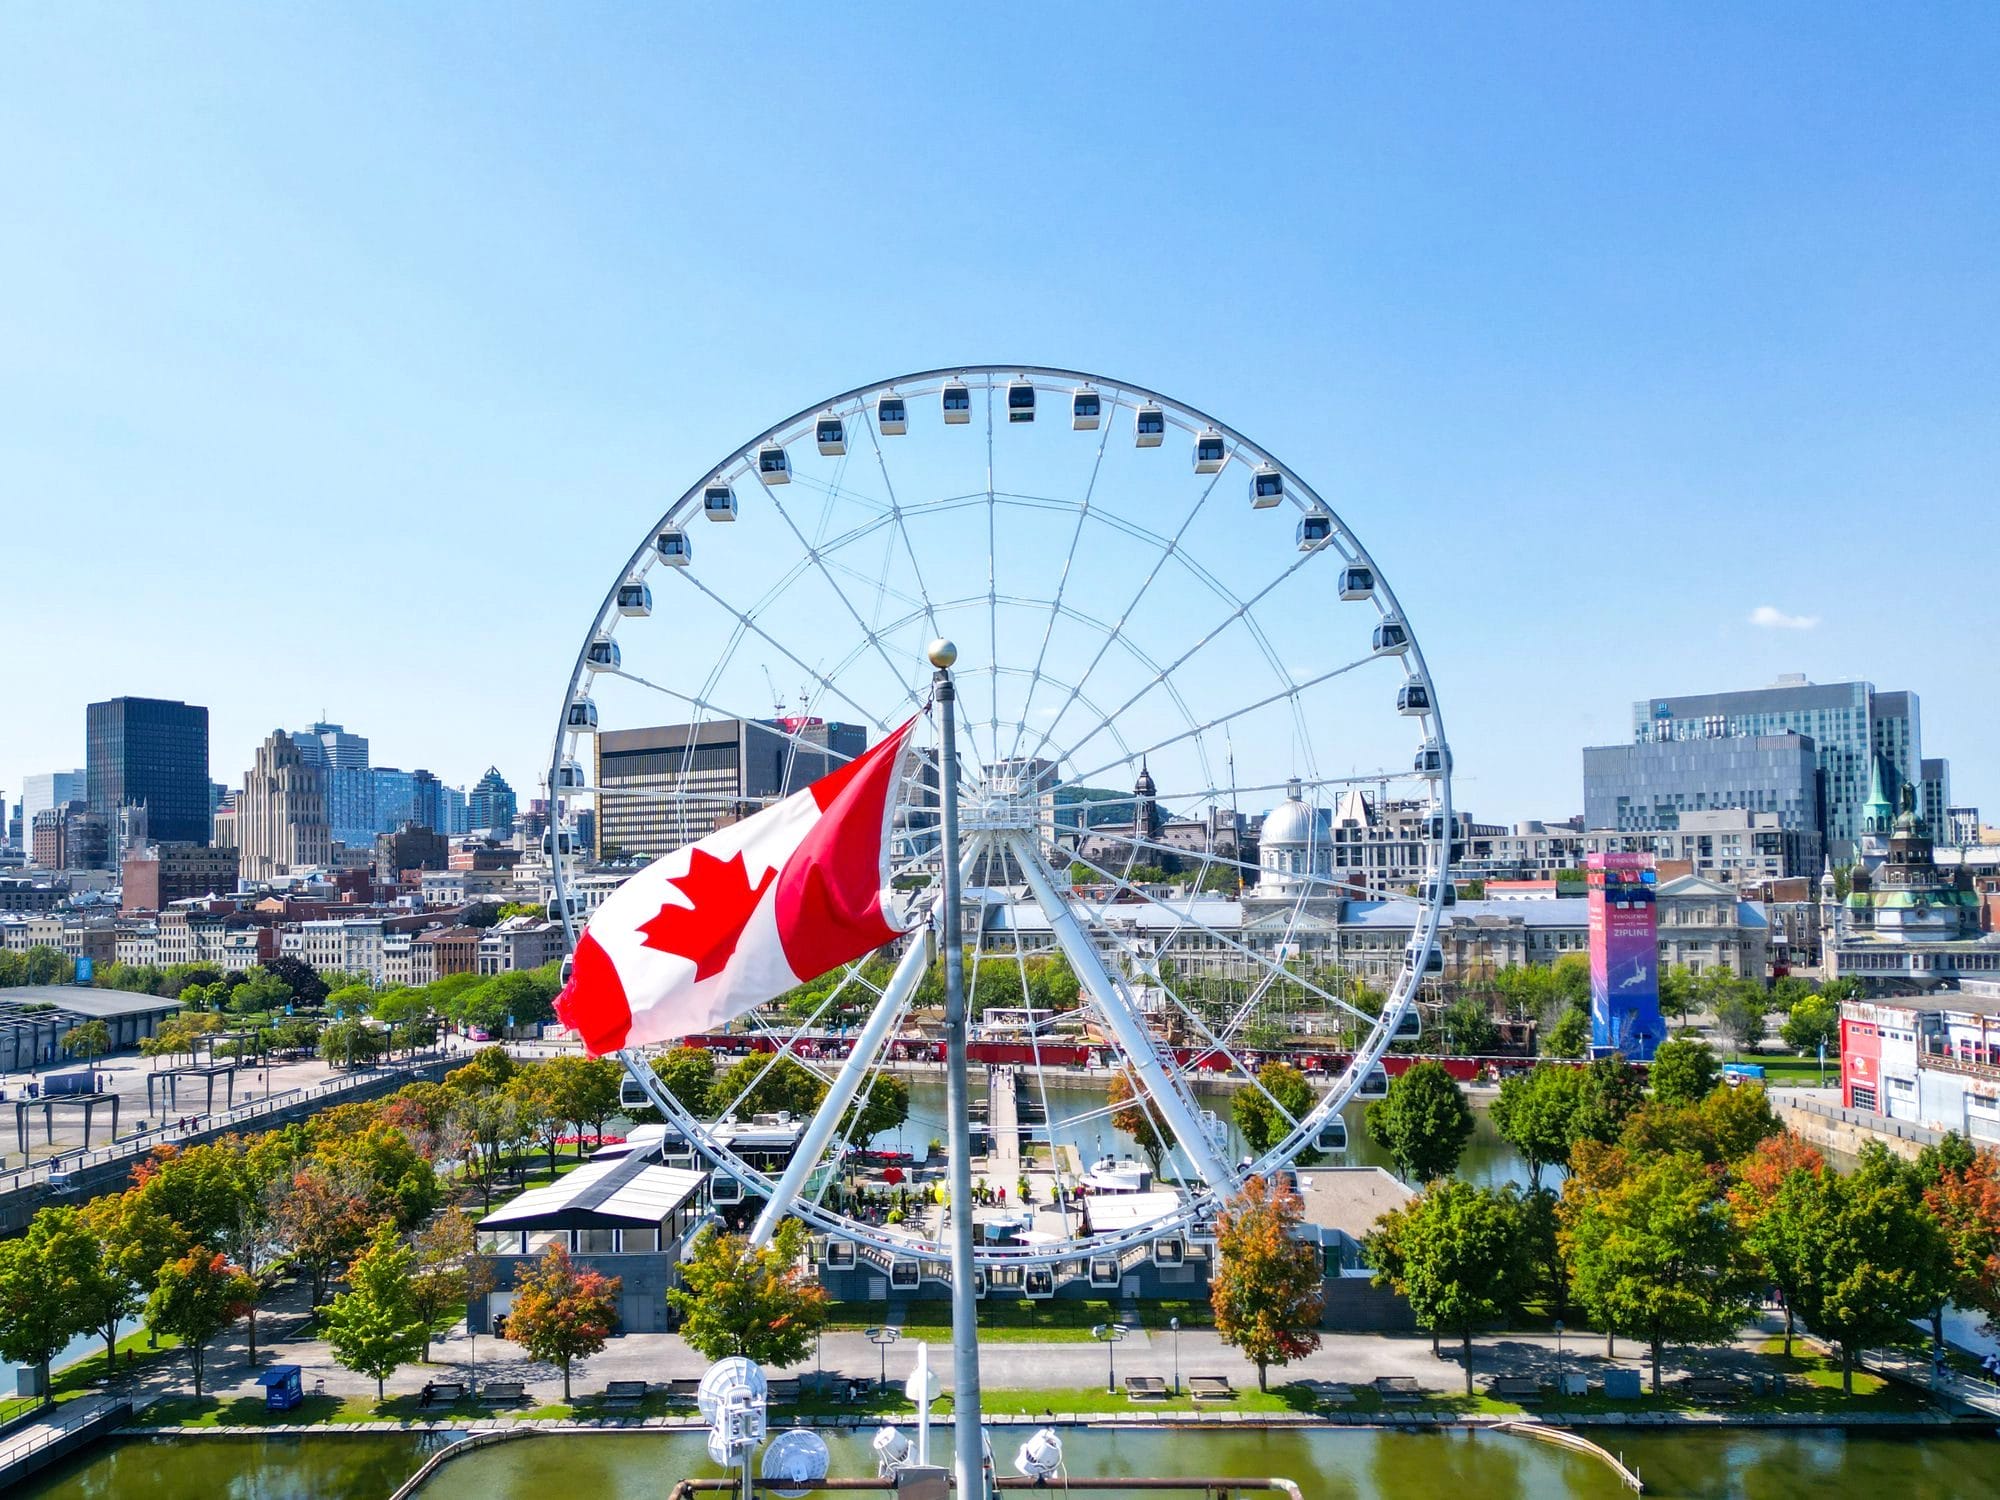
[
  {"left": 1090, "top": 1324, "right": 1126, "bottom": 1395},
  {"left": 1169, "top": 1316, "right": 1181, "bottom": 1397},
  {"left": 1554, "top": 1318, "right": 1564, "bottom": 1371},
  {"left": 866, "top": 1327, "right": 901, "bottom": 1392}
]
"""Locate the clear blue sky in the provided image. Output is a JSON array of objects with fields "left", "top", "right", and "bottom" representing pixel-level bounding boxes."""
[{"left": 2, "top": 5, "right": 1995, "bottom": 821}]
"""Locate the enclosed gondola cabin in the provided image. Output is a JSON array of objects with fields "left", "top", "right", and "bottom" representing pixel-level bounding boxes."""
[
  {"left": 1356, "top": 1062, "right": 1389, "bottom": 1100},
  {"left": 1372, "top": 621, "right": 1409, "bottom": 656},
  {"left": 566, "top": 699, "right": 598, "bottom": 731},
  {"left": 1392, "top": 1006, "right": 1423, "bottom": 1042},
  {"left": 941, "top": 381, "right": 972, "bottom": 424},
  {"left": 584, "top": 637, "right": 621, "bottom": 671},
  {"left": 1419, "top": 879, "right": 1457, "bottom": 907},
  {"left": 1296, "top": 513, "right": 1333, "bottom": 552},
  {"left": 1134, "top": 403, "right": 1166, "bottom": 446},
  {"left": 756, "top": 446, "right": 790, "bottom": 485},
  {"left": 702, "top": 484, "right": 737, "bottom": 521},
  {"left": 1070, "top": 387, "right": 1101, "bottom": 429},
  {"left": 1406, "top": 945, "right": 1444, "bottom": 976},
  {"left": 615, "top": 581, "right": 652, "bottom": 617},
  {"left": 543, "top": 829, "right": 575, "bottom": 857},
  {"left": 1315, "top": 1116, "right": 1348, "bottom": 1153},
  {"left": 876, "top": 394, "right": 907, "bottom": 434},
  {"left": 815, "top": 416, "right": 846, "bottom": 456},
  {"left": 1006, "top": 379, "right": 1036, "bottom": 423},
  {"left": 1251, "top": 465, "right": 1284, "bottom": 507},
  {"left": 1397, "top": 682, "right": 1431, "bottom": 716},
  {"left": 656, "top": 529, "right": 692, "bottom": 567},
  {"left": 553, "top": 760, "right": 586, "bottom": 791},
  {"left": 1192, "top": 429, "right": 1227, "bottom": 473},
  {"left": 1338, "top": 566, "right": 1374, "bottom": 601},
  {"left": 1413, "top": 740, "right": 1448, "bottom": 775}
]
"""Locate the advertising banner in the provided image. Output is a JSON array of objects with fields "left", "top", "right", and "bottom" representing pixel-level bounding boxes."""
[{"left": 1588, "top": 852, "right": 1664, "bottom": 1061}]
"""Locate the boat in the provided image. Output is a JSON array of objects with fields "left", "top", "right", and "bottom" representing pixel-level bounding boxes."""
[{"left": 1080, "top": 1155, "right": 1153, "bottom": 1194}]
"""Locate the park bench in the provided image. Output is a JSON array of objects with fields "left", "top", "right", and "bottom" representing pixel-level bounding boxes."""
[
  {"left": 666, "top": 1379, "right": 702, "bottom": 1405},
  {"left": 1372, "top": 1376, "right": 1422, "bottom": 1406},
  {"left": 601, "top": 1380, "right": 649, "bottom": 1407},
  {"left": 1302, "top": 1380, "right": 1355, "bottom": 1408},
  {"left": 767, "top": 1378, "right": 803, "bottom": 1405},
  {"left": 1681, "top": 1375, "right": 1744, "bottom": 1402},
  {"left": 480, "top": 1380, "right": 528, "bottom": 1406},
  {"left": 1487, "top": 1375, "right": 1545, "bottom": 1403},
  {"left": 1124, "top": 1376, "right": 1168, "bottom": 1401},
  {"left": 419, "top": 1381, "right": 467, "bottom": 1408},
  {"left": 1188, "top": 1375, "right": 1235, "bottom": 1403}
]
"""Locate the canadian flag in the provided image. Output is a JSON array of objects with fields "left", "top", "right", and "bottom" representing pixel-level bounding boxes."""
[{"left": 555, "top": 716, "right": 922, "bottom": 1056}]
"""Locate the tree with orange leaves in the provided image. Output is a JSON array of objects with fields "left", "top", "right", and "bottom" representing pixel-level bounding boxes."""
[
  {"left": 1730, "top": 1131, "right": 1825, "bottom": 1355},
  {"left": 145, "top": 1248, "right": 255, "bottom": 1397},
  {"left": 506, "top": 1243, "right": 622, "bottom": 1400},
  {"left": 1920, "top": 1140, "right": 2000, "bottom": 1350},
  {"left": 1211, "top": 1175, "right": 1324, "bottom": 1390}
]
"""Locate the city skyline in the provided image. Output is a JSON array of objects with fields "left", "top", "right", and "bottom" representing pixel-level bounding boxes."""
[{"left": 2, "top": 9, "right": 1995, "bottom": 823}]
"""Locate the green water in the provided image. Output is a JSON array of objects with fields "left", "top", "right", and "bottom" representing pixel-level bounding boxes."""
[{"left": 24, "top": 1427, "right": 1993, "bottom": 1500}]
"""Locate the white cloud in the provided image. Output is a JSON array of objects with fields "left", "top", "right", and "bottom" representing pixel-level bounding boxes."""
[{"left": 1748, "top": 605, "right": 1820, "bottom": 631}]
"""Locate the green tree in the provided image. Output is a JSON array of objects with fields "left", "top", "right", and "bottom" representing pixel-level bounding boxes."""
[
  {"left": 841, "top": 1073, "right": 911, "bottom": 1151},
  {"left": 1647, "top": 1037, "right": 1718, "bottom": 1107},
  {"left": 1656, "top": 966, "right": 1697, "bottom": 1027},
  {"left": 1543, "top": 1008, "right": 1590, "bottom": 1059},
  {"left": 626, "top": 1045, "right": 718, "bottom": 1121},
  {"left": 320, "top": 1017, "right": 383, "bottom": 1068},
  {"left": 710, "top": 1052, "right": 828, "bottom": 1121},
  {"left": 146, "top": 1248, "right": 255, "bottom": 1397},
  {"left": 410, "top": 1208, "right": 479, "bottom": 1363},
  {"left": 1367, "top": 1179, "right": 1522, "bottom": 1392},
  {"left": 61, "top": 1018, "right": 112, "bottom": 1063},
  {"left": 1107, "top": 1072, "right": 1172, "bottom": 1175},
  {"left": 1365, "top": 1061, "right": 1474, "bottom": 1183},
  {"left": 1790, "top": 1146, "right": 1955, "bottom": 1393},
  {"left": 324, "top": 1224, "right": 429, "bottom": 1401},
  {"left": 1780, "top": 994, "right": 1841, "bottom": 1057},
  {"left": 507, "top": 1243, "right": 622, "bottom": 1400},
  {"left": 1232, "top": 1062, "right": 1320, "bottom": 1160},
  {"left": 21, "top": 945, "right": 73, "bottom": 986},
  {"left": 267, "top": 1162, "right": 372, "bottom": 1305},
  {"left": 1730, "top": 1133, "right": 1828, "bottom": 1357},
  {"left": 670, "top": 1220, "right": 832, "bottom": 1368},
  {"left": 0, "top": 1208, "right": 101, "bottom": 1402},
  {"left": 1210, "top": 1175, "right": 1324, "bottom": 1390},
  {"left": 1714, "top": 991, "right": 1769, "bottom": 1054},
  {"left": 1438, "top": 996, "right": 1501, "bottom": 1056},
  {"left": 1561, "top": 1152, "right": 1758, "bottom": 1391},
  {"left": 1490, "top": 1065, "right": 1585, "bottom": 1191},
  {"left": 1570, "top": 1053, "right": 1645, "bottom": 1147}
]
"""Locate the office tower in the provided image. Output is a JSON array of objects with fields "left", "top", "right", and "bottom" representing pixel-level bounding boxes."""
[{"left": 86, "top": 696, "right": 211, "bottom": 845}]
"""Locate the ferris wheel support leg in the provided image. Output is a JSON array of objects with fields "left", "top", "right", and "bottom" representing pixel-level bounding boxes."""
[
  {"left": 746, "top": 931, "right": 933, "bottom": 1250},
  {"left": 1006, "top": 834, "right": 1235, "bottom": 1192}
]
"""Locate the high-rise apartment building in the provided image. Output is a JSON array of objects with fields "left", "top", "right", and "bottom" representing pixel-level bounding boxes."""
[
  {"left": 86, "top": 697, "right": 211, "bottom": 845},
  {"left": 467, "top": 768, "right": 519, "bottom": 836},
  {"left": 595, "top": 718, "right": 868, "bottom": 858},
  {"left": 1920, "top": 758, "right": 1952, "bottom": 843},
  {"left": 290, "top": 722, "right": 370, "bottom": 771},
  {"left": 1632, "top": 676, "right": 1920, "bottom": 857},
  {"left": 235, "top": 731, "right": 331, "bottom": 883}
]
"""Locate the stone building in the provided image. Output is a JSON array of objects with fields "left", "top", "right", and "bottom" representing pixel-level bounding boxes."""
[{"left": 235, "top": 732, "right": 331, "bottom": 884}]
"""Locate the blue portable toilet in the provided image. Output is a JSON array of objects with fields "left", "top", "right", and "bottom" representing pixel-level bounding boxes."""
[
  {"left": 1601, "top": 1368, "right": 1642, "bottom": 1400},
  {"left": 256, "top": 1363, "right": 304, "bottom": 1411}
]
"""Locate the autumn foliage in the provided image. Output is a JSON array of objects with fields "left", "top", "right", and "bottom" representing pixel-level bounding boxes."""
[{"left": 1210, "top": 1175, "right": 1324, "bottom": 1390}]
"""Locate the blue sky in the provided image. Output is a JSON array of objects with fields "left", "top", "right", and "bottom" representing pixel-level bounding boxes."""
[{"left": 2, "top": 5, "right": 1995, "bottom": 822}]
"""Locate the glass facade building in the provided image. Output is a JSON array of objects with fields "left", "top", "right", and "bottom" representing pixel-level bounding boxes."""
[
  {"left": 1584, "top": 734, "right": 1822, "bottom": 836},
  {"left": 85, "top": 696, "right": 211, "bottom": 845},
  {"left": 1629, "top": 678, "right": 1920, "bottom": 855}
]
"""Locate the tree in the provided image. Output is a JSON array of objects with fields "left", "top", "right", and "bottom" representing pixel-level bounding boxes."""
[
  {"left": 506, "top": 1243, "right": 622, "bottom": 1400},
  {"left": 410, "top": 1208, "right": 479, "bottom": 1363},
  {"left": 324, "top": 1224, "right": 429, "bottom": 1401},
  {"left": 449, "top": 1088, "right": 525, "bottom": 1211},
  {"left": 1790, "top": 1147, "right": 1955, "bottom": 1393},
  {"left": 1656, "top": 966, "right": 1697, "bottom": 1027},
  {"left": 1780, "top": 994, "right": 1840, "bottom": 1058},
  {"left": 1210, "top": 1175, "right": 1324, "bottom": 1390},
  {"left": 1561, "top": 1152, "right": 1758, "bottom": 1391},
  {"left": 262, "top": 955, "right": 328, "bottom": 1006},
  {"left": 0, "top": 1208, "right": 101, "bottom": 1403},
  {"left": 670, "top": 1220, "right": 832, "bottom": 1369},
  {"left": 1232, "top": 1062, "right": 1320, "bottom": 1160},
  {"left": 1366, "top": 1180, "right": 1521, "bottom": 1392},
  {"left": 21, "top": 945, "right": 74, "bottom": 986},
  {"left": 633, "top": 1046, "right": 716, "bottom": 1119},
  {"left": 1920, "top": 1145, "right": 2000, "bottom": 1352},
  {"left": 1731, "top": 1135, "right": 1827, "bottom": 1356},
  {"left": 1647, "top": 1037, "right": 1718, "bottom": 1107},
  {"left": 146, "top": 1249, "right": 255, "bottom": 1398},
  {"left": 61, "top": 1018, "right": 112, "bottom": 1064},
  {"left": 1365, "top": 1061, "right": 1473, "bottom": 1183},
  {"left": 1543, "top": 1008, "right": 1590, "bottom": 1059},
  {"left": 711, "top": 1052, "right": 828, "bottom": 1122},
  {"left": 1437, "top": 996, "right": 1501, "bottom": 1056},
  {"left": 841, "top": 1073, "right": 911, "bottom": 1151},
  {"left": 1571, "top": 1053, "right": 1645, "bottom": 1146},
  {"left": 1106, "top": 1072, "right": 1173, "bottom": 1175},
  {"left": 1714, "top": 991, "right": 1769, "bottom": 1054},
  {"left": 1490, "top": 1065, "right": 1585, "bottom": 1191},
  {"left": 268, "top": 1162, "right": 372, "bottom": 1305},
  {"left": 320, "top": 1017, "right": 383, "bottom": 1069}
]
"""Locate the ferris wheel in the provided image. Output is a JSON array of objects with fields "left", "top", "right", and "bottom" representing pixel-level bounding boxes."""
[{"left": 547, "top": 366, "right": 1452, "bottom": 1268}]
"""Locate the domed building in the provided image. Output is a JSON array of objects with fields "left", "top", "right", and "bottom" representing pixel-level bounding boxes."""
[{"left": 1257, "top": 779, "right": 1333, "bottom": 897}]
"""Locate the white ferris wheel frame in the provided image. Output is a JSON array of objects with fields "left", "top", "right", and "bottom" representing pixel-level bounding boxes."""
[{"left": 547, "top": 365, "right": 1454, "bottom": 1269}]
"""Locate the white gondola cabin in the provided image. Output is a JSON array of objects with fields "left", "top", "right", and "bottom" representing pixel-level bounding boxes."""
[
  {"left": 1024, "top": 1267, "right": 1054, "bottom": 1299},
  {"left": 656, "top": 529, "right": 692, "bottom": 567},
  {"left": 1006, "top": 378, "right": 1036, "bottom": 423},
  {"left": 1338, "top": 565, "right": 1374, "bottom": 601},
  {"left": 876, "top": 394, "right": 907, "bottom": 434},
  {"left": 1071, "top": 386, "right": 1101, "bottom": 429},
  {"left": 1088, "top": 1258, "right": 1121, "bottom": 1289},
  {"left": 1372, "top": 621, "right": 1409, "bottom": 656},
  {"left": 756, "top": 445, "right": 790, "bottom": 485},
  {"left": 1134, "top": 403, "right": 1165, "bottom": 446},
  {"left": 703, "top": 484, "right": 737, "bottom": 522},
  {"left": 566, "top": 698, "right": 598, "bottom": 731},
  {"left": 542, "top": 829, "right": 575, "bottom": 857},
  {"left": 1356, "top": 1063, "right": 1389, "bottom": 1100},
  {"left": 1397, "top": 682, "right": 1432, "bottom": 716},
  {"left": 1414, "top": 740, "right": 1448, "bottom": 775},
  {"left": 1192, "top": 429, "right": 1227, "bottom": 473},
  {"left": 1422, "top": 811, "right": 1449, "bottom": 841},
  {"left": 824, "top": 1238, "right": 856, "bottom": 1270},
  {"left": 1392, "top": 1006, "right": 1423, "bottom": 1041},
  {"left": 1316, "top": 1116, "right": 1348, "bottom": 1153},
  {"left": 619, "top": 1075, "right": 649, "bottom": 1110},
  {"left": 1251, "top": 464, "right": 1284, "bottom": 507},
  {"left": 710, "top": 1174, "right": 746, "bottom": 1207},
  {"left": 815, "top": 416, "right": 846, "bottom": 455},
  {"left": 1420, "top": 878, "right": 1457, "bottom": 907},
  {"left": 553, "top": 759, "right": 586, "bottom": 790},
  {"left": 585, "top": 636, "right": 620, "bottom": 671},
  {"left": 888, "top": 1260, "right": 921, "bottom": 1292},
  {"left": 1152, "top": 1236, "right": 1185, "bottom": 1268},
  {"left": 616, "top": 580, "right": 652, "bottom": 617},
  {"left": 1405, "top": 945, "right": 1444, "bottom": 975},
  {"left": 1296, "top": 513, "right": 1333, "bottom": 551},
  {"left": 941, "top": 381, "right": 972, "bottom": 424}
]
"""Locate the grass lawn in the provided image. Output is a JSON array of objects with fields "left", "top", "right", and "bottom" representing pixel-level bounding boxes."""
[
  {"left": 781, "top": 1382, "right": 1520, "bottom": 1421},
  {"left": 823, "top": 1299, "right": 1212, "bottom": 1344},
  {"left": 1720, "top": 1055, "right": 1835, "bottom": 1088}
]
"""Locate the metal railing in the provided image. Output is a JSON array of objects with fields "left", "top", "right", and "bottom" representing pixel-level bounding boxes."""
[
  {"left": 0, "top": 1397, "right": 130, "bottom": 1477},
  {"left": 1774, "top": 1091, "right": 1948, "bottom": 1149}
]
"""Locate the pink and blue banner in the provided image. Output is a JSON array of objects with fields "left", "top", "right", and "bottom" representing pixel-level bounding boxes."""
[{"left": 1588, "top": 852, "right": 1664, "bottom": 1061}]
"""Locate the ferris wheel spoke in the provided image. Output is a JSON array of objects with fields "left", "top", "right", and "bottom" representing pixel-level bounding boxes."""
[
  {"left": 857, "top": 400, "right": 947, "bottom": 650},
  {"left": 1069, "top": 818, "right": 1423, "bottom": 907},
  {"left": 671, "top": 571, "right": 894, "bottom": 732},
  {"left": 602, "top": 668, "right": 866, "bottom": 768}
]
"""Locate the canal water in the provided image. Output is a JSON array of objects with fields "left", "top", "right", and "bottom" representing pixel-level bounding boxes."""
[{"left": 18, "top": 1426, "right": 1996, "bottom": 1499}]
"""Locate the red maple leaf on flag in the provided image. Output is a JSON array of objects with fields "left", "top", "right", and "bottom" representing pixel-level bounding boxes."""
[{"left": 636, "top": 848, "right": 777, "bottom": 982}]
